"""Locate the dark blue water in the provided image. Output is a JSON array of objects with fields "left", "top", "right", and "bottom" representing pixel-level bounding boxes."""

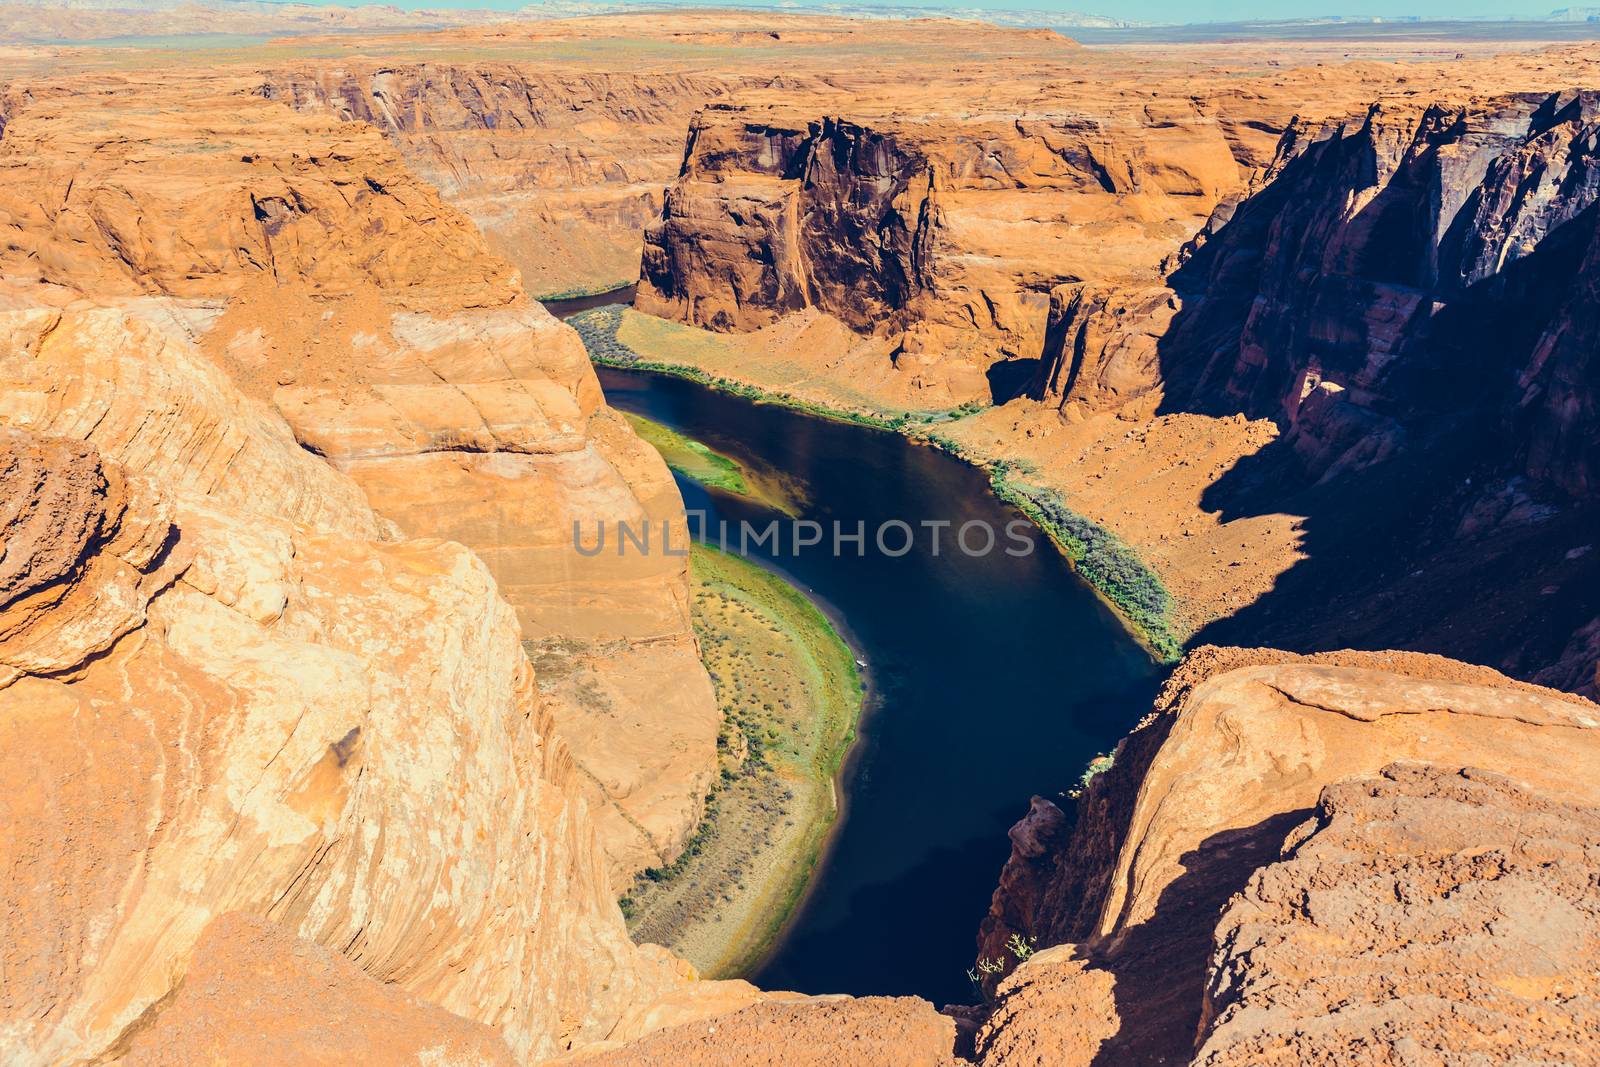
[{"left": 594, "top": 364, "right": 1160, "bottom": 1006}]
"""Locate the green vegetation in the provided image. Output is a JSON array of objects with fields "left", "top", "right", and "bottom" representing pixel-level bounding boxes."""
[
  {"left": 570, "top": 303, "right": 1184, "bottom": 664},
  {"left": 1071, "top": 752, "right": 1117, "bottom": 798},
  {"left": 569, "top": 304, "right": 976, "bottom": 431},
  {"left": 619, "top": 544, "right": 864, "bottom": 978},
  {"left": 968, "top": 932, "right": 1040, "bottom": 1002},
  {"left": 623, "top": 411, "right": 751, "bottom": 496},
  {"left": 533, "top": 280, "right": 634, "bottom": 301},
  {"left": 991, "top": 463, "right": 1182, "bottom": 662}
]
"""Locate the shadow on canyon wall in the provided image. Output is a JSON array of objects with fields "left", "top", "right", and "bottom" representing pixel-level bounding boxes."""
[
  {"left": 987, "top": 357, "right": 1042, "bottom": 405},
  {"left": 1084, "top": 812, "right": 1310, "bottom": 1067},
  {"left": 1131, "top": 97, "right": 1600, "bottom": 680}
]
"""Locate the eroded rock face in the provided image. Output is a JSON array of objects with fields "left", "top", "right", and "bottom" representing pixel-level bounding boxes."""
[
  {"left": 118, "top": 913, "right": 519, "bottom": 1067},
  {"left": 0, "top": 69, "right": 719, "bottom": 882},
  {"left": 974, "top": 647, "right": 1600, "bottom": 1066},
  {"left": 1041, "top": 89, "right": 1600, "bottom": 497},
  {"left": 0, "top": 412, "right": 678, "bottom": 1064},
  {"left": 1198, "top": 764, "right": 1600, "bottom": 1066},
  {"left": 572, "top": 996, "right": 961, "bottom": 1067},
  {"left": 1009, "top": 82, "right": 1600, "bottom": 686},
  {"left": 0, "top": 68, "right": 736, "bottom": 1063},
  {"left": 636, "top": 103, "right": 1240, "bottom": 404},
  {"left": 256, "top": 63, "right": 780, "bottom": 298}
]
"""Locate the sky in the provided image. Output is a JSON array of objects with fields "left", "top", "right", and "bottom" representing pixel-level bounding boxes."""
[
  {"left": 286, "top": 0, "right": 1579, "bottom": 20},
  {"left": 281, "top": 0, "right": 1581, "bottom": 23}
]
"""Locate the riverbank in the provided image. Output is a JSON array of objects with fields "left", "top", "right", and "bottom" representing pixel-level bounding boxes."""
[
  {"left": 569, "top": 303, "right": 1184, "bottom": 662},
  {"left": 620, "top": 544, "right": 863, "bottom": 978},
  {"left": 622, "top": 411, "right": 749, "bottom": 496},
  {"left": 619, "top": 410, "right": 805, "bottom": 516}
]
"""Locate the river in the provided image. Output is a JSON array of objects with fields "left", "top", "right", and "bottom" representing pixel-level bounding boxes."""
[{"left": 588, "top": 360, "right": 1161, "bottom": 1005}]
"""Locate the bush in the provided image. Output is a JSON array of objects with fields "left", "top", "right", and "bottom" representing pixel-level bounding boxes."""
[{"left": 992, "top": 472, "right": 1182, "bottom": 662}]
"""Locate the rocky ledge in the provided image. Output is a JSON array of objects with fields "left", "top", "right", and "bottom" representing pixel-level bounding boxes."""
[{"left": 973, "top": 647, "right": 1600, "bottom": 1065}]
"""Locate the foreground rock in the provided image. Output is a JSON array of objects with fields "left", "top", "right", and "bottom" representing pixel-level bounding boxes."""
[
  {"left": 975, "top": 647, "right": 1600, "bottom": 1065},
  {"left": 0, "top": 67, "right": 718, "bottom": 882},
  {"left": 1198, "top": 763, "right": 1600, "bottom": 1065},
  {"left": 571, "top": 996, "right": 961, "bottom": 1067},
  {"left": 0, "top": 66, "right": 736, "bottom": 1062},
  {"left": 118, "top": 913, "right": 519, "bottom": 1067},
  {"left": 0, "top": 408, "right": 676, "bottom": 1063}
]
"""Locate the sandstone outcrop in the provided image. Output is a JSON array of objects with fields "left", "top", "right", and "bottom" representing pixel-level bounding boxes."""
[
  {"left": 0, "top": 68, "right": 719, "bottom": 881},
  {"left": 1040, "top": 88, "right": 1600, "bottom": 482},
  {"left": 1197, "top": 764, "right": 1600, "bottom": 1066},
  {"left": 117, "top": 913, "right": 519, "bottom": 1067},
  {"left": 0, "top": 406, "right": 675, "bottom": 1063},
  {"left": 1020, "top": 84, "right": 1600, "bottom": 676},
  {"left": 636, "top": 102, "right": 1236, "bottom": 406},
  {"left": 256, "top": 63, "right": 786, "bottom": 299},
  {"left": 571, "top": 995, "right": 961, "bottom": 1067},
  {"left": 974, "top": 647, "right": 1600, "bottom": 1065},
  {"left": 0, "top": 64, "right": 736, "bottom": 1063}
]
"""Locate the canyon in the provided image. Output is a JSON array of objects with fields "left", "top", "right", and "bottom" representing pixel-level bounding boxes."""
[{"left": 2, "top": 7, "right": 1599, "bottom": 1066}]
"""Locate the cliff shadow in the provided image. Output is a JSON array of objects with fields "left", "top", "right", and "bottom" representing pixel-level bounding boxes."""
[
  {"left": 987, "top": 357, "right": 1042, "bottom": 405},
  {"left": 1141, "top": 136, "right": 1600, "bottom": 675},
  {"left": 1085, "top": 810, "right": 1310, "bottom": 1067}
]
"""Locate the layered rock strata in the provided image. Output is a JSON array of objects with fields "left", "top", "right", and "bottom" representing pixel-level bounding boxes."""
[
  {"left": 1028, "top": 86, "right": 1600, "bottom": 678},
  {"left": 0, "top": 348, "right": 679, "bottom": 1064},
  {"left": 0, "top": 69, "right": 718, "bottom": 881},
  {"left": 974, "top": 647, "right": 1600, "bottom": 1066},
  {"left": 256, "top": 64, "right": 784, "bottom": 299},
  {"left": 636, "top": 104, "right": 1238, "bottom": 405}
]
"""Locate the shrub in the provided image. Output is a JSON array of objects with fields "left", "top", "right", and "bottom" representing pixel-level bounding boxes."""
[{"left": 992, "top": 472, "right": 1182, "bottom": 662}]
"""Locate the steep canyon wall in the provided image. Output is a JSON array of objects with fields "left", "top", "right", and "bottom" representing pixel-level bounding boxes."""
[{"left": 0, "top": 68, "right": 742, "bottom": 1063}]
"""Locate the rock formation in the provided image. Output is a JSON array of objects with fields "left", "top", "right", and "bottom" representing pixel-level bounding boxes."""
[
  {"left": 974, "top": 647, "right": 1600, "bottom": 1065},
  {"left": 0, "top": 66, "right": 719, "bottom": 882},
  {"left": 1025, "top": 84, "right": 1600, "bottom": 679},
  {"left": 635, "top": 102, "right": 1238, "bottom": 405},
  {"left": 620, "top": 41, "right": 1600, "bottom": 685},
  {"left": 255, "top": 63, "right": 786, "bottom": 299},
  {"left": 115, "top": 912, "right": 521, "bottom": 1067},
  {"left": 1039, "top": 89, "right": 1600, "bottom": 483},
  {"left": 575, "top": 996, "right": 962, "bottom": 1067},
  {"left": 0, "top": 64, "right": 741, "bottom": 1064},
  {"left": 1197, "top": 763, "right": 1600, "bottom": 1065},
  {"left": 0, "top": 339, "right": 675, "bottom": 1063},
  {"left": 6, "top": 13, "right": 1600, "bottom": 1066}
]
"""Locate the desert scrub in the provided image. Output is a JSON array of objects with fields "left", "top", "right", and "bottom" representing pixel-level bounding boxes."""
[
  {"left": 1071, "top": 752, "right": 1116, "bottom": 797},
  {"left": 535, "top": 280, "right": 633, "bottom": 301},
  {"left": 619, "top": 544, "right": 863, "bottom": 978},
  {"left": 968, "top": 932, "right": 1040, "bottom": 1001},
  {"left": 991, "top": 468, "right": 1182, "bottom": 662}
]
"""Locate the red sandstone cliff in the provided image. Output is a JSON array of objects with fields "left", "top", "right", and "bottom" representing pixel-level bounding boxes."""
[
  {"left": 5, "top": 16, "right": 1600, "bottom": 1065},
  {"left": 973, "top": 647, "right": 1600, "bottom": 1065}
]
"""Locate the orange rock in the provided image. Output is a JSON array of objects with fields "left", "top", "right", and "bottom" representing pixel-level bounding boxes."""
[
  {"left": 0, "top": 66, "right": 720, "bottom": 882},
  {"left": 976, "top": 647, "right": 1600, "bottom": 1066},
  {"left": 118, "top": 913, "right": 518, "bottom": 1067},
  {"left": 569, "top": 996, "right": 961, "bottom": 1067}
]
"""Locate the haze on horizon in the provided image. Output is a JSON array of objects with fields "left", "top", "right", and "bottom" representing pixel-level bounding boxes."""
[{"left": 276, "top": 0, "right": 1597, "bottom": 26}]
